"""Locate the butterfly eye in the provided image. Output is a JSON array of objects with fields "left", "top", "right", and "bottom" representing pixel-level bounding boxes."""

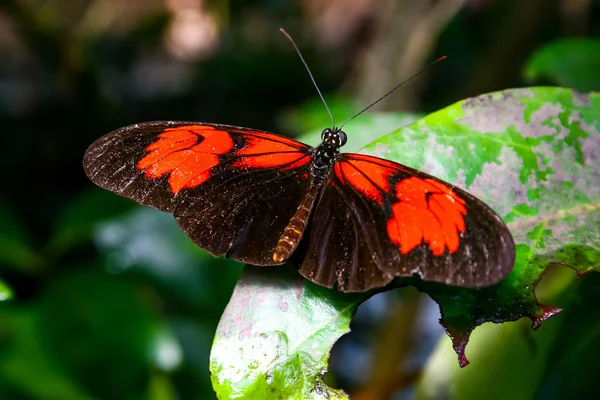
[
  {"left": 321, "top": 128, "right": 331, "bottom": 141},
  {"left": 338, "top": 130, "right": 347, "bottom": 147}
]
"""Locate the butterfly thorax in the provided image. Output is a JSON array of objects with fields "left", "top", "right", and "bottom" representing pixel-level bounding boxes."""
[
  {"left": 312, "top": 127, "right": 346, "bottom": 178},
  {"left": 312, "top": 145, "right": 339, "bottom": 178},
  {"left": 272, "top": 128, "right": 347, "bottom": 263}
]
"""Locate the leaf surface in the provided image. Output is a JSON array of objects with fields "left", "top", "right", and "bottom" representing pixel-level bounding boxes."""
[
  {"left": 365, "top": 87, "right": 600, "bottom": 365},
  {"left": 210, "top": 87, "right": 600, "bottom": 397}
]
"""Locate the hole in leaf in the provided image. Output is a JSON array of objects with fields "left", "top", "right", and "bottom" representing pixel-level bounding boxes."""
[{"left": 325, "top": 287, "right": 444, "bottom": 398}]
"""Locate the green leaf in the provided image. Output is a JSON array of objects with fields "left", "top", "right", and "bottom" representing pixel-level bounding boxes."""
[
  {"left": 37, "top": 269, "right": 179, "bottom": 398},
  {"left": 523, "top": 38, "right": 600, "bottom": 91},
  {"left": 0, "top": 278, "right": 13, "bottom": 301},
  {"left": 0, "top": 308, "right": 94, "bottom": 400},
  {"left": 210, "top": 87, "right": 600, "bottom": 397},
  {"left": 47, "top": 186, "right": 134, "bottom": 257},
  {"left": 416, "top": 315, "right": 564, "bottom": 400},
  {"left": 364, "top": 87, "right": 600, "bottom": 365},
  {"left": 91, "top": 207, "right": 243, "bottom": 395},
  {"left": 0, "top": 200, "right": 42, "bottom": 271},
  {"left": 210, "top": 266, "right": 361, "bottom": 400},
  {"left": 92, "top": 207, "right": 242, "bottom": 308},
  {"left": 415, "top": 269, "right": 600, "bottom": 400}
]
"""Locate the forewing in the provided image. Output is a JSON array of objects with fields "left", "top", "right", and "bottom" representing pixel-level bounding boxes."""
[
  {"left": 83, "top": 121, "right": 313, "bottom": 264},
  {"left": 299, "top": 153, "right": 515, "bottom": 292}
]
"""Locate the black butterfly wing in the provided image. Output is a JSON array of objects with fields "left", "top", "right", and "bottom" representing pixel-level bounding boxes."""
[
  {"left": 83, "top": 121, "right": 313, "bottom": 264},
  {"left": 299, "top": 153, "right": 515, "bottom": 292}
]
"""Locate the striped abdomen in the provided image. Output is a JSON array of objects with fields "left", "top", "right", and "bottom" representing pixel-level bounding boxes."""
[{"left": 272, "top": 185, "right": 320, "bottom": 263}]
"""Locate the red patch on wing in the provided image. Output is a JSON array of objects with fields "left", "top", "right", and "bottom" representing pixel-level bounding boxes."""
[
  {"left": 386, "top": 177, "right": 467, "bottom": 256},
  {"left": 232, "top": 131, "right": 310, "bottom": 169},
  {"left": 137, "top": 125, "right": 234, "bottom": 194},
  {"left": 335, "top": 154, "right": 402, "bottom": 203}
]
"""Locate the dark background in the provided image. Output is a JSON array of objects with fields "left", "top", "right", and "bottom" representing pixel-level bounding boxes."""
[{"left": 1, "top": 0, "right": 599, "bottom": 399}]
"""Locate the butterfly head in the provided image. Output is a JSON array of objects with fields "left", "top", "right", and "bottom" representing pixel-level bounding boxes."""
[{"left": 321, "top": 128, "right": 347, "bottom": 149}]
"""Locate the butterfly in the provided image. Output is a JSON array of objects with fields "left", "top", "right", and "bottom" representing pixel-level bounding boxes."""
[{"left": 83, "top": 120, "right": 515, "bottom": 292}]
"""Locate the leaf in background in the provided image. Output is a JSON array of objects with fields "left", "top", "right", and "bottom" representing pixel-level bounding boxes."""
[
  {"left": 0, "top": 200, "right": 41, "bottom": 271},
  {"left": 210, "top": 87, "right": 600, "bottom": 397},
  {"left": 37, "top": 269, "right": 180, "bottom": 399},
  {"left": 47, "top": 187, "right": 135, "bottom": 257},
  {"left": 534, "top": 274, "right": 600, "bottom": 399},
  {"left": 523, "top": 39, "right": 600, "bottom": 91},
  {"left": 93, "top": 207, "right": 242, "bottom": 308},
  {"left": 0, "top": 308, "right": 93, "bottom": 400},
  {"left": 0, "top": 278, "right": 13, "bottom": 301},
  {"left": 91, "top": 208, "right": 242, "bottom": 396}
]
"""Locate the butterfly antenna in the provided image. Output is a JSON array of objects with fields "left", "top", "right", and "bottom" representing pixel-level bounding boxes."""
[
  {"left": 339, "top": 56, "right": 447, "bottom": 130},
  {"left": 280, "top": 28, "right": 335, "bottom": 128}
]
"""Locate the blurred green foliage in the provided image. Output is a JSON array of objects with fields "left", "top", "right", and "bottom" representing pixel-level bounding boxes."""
[
  {"left": 524, "top": 38, "right": 600, "bottom": 91},
  {"left": 0, "top": 0, "right": 599, "bottom": 399}
]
